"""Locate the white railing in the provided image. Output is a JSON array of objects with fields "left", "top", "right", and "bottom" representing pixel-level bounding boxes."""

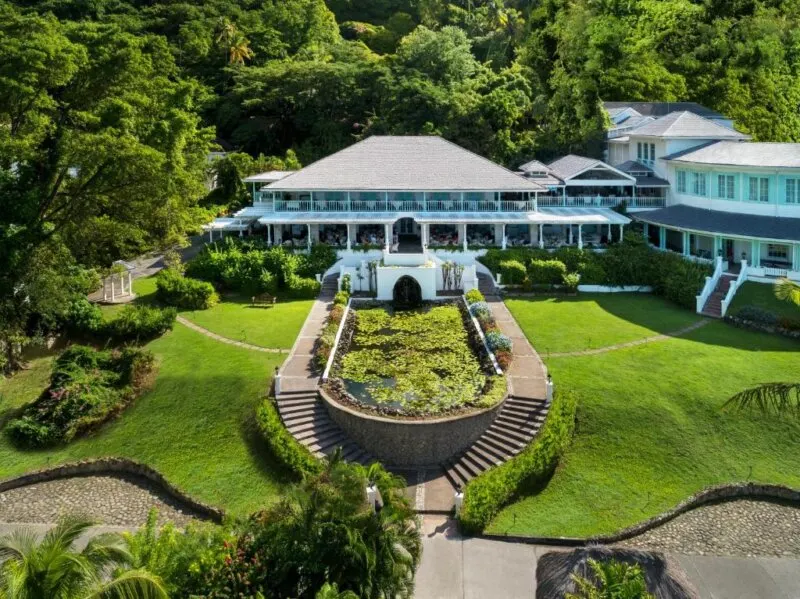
[
  {"left": 763, "top": 266, "right": 790, "bottom": 278},
  {"left": 382, "top": 250, "right": 430, "bottom": 266},
  {"left": 267, "top": 198, "right": 538, "bottom": 213},
  {"left": 538, "top": 196, "right": 666, "bottom": 209},
  {"left": 696, "top": 256, "right": 724, "bottom": 314},
  {"left": 321, "top": 298, "right": 351, "bottom": 383},
  {"left": 720, "top": 261, "right": 748, "bottom": 317},
  {"left": 462, "top": 296, "right": 503, "bottom": 375}
]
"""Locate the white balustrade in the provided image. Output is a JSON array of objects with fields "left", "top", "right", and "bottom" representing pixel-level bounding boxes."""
[
  {"left": 696, "top": 256, "right": 724, "bottom": 313},
  {"left": 720, "top": 261, "right": 748, "bottom": 317}
]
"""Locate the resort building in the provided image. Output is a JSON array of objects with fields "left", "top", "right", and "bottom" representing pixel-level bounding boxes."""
[{"left": 207, "top": 107, "right": 800, "bottom": 310}]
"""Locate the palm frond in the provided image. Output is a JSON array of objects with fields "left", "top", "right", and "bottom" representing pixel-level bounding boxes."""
[
  {"left": 81, "top": 568, "right": 167, "bottom": 599},
  {"left": 723, "top": 382, "right": 800, "bottom": 415},
  {"left": 43, "top": 515, "right": 96, "bottom": 551},
  {"left": 82, "top": 533, "right": 133, "bottom": 570},
  {"left": 774, "top": 278, "right": 800, "bottom": 306},
  {"left": 0, "top": 529, "right": 38, "bottom": 563}
]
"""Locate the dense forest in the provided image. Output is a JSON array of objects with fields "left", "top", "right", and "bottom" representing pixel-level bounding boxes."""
[{"left": 2, "top": 0, "right": 800, "bottom": 364}]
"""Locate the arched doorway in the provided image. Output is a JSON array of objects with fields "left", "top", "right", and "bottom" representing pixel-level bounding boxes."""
[
  {"left": 393, "top": 218, "right": 422, "bottom": 253},
  {"left": 393, "top": 275, "right": 423, "bottom": 309}
]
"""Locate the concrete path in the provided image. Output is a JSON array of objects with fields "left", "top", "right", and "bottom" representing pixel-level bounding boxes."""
[
  {"left": 176, "top": 316, "right": 290, "bottom": 354},
  {"left": 415, "top": 516, "right": 800, "bottom": 599},
  {"left": 547, "top": 318, "right": 710, "bottom": 358}
]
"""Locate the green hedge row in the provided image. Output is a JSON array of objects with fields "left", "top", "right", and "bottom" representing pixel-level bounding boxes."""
[
  {"left": 67, "top": 299, "right": 176, "bottom": 343},
  {"left": 459, "top": 389, "right": 579, "bottom": 534},
  {"left": 255, "top": 398, "right": 322, "bottom": 479},
  {"left": 156, "top": 268, "right": 219, "bottom": 310}
]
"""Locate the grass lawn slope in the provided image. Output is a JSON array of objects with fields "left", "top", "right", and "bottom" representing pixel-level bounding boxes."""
[
  {"left": 490, "top": 298, "right": 800, "bottom": 538},
  {"left": 505, "top": 294, "right": 700, "bottom": 354},
  {"left": 0, "top": 323, "right": 289, "bottom": 516},
  {"left": 729, "top": 281, "right": 800, "bottom": 320}
]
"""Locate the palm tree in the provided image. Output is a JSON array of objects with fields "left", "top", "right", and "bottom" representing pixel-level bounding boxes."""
[
  {"left": 724, "top": 277, "right": 800, "bottom": 415},
  {"left": 0, "top": 516, "right": 167, "bottom": 599},
  {"left": 567, "top": 558, "right": 655, "bottom": 599},
  {"left": 215, "top": 18, "right": 254, "bottom": 65}
]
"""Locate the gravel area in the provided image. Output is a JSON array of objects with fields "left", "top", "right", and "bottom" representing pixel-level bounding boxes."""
[
  {"left": 621, "top": 499, "right": 800, "bottom": 558},
  {"left": 0, "top": 474, "right": 205, "bottom": 527}
]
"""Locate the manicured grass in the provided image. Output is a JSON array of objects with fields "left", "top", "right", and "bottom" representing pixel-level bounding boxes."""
[
  {"left": 182, "top": 294, "right": 314, "bottom": 349},
  {"left": 0, "top": 323, "right": 290, "bottom": 516},
  {"left": 488, "top": 317, "right": 800, "bottom": 538},
  {"left": 505, "top": 294, "right": 701, "bottom": 354},
  {"left": 729, "top": 281, "right": 800, "bottom": 320}
]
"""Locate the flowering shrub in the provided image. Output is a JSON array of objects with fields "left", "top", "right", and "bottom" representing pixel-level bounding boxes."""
[
  {"left": 485, "top": 330, "right": 512, "bottom": 353},
  {"left": 469, "top": 301, "right": 491, "bottom": 320}
]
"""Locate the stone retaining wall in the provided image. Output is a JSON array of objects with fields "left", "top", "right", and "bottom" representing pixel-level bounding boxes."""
[
  {"left": 0, "top": 458, "right": 224, "bottom": 523},
  {"left": 320, "top": 387, "right": 506, "bottom": 467},
  {"left": 481, "top": 482, "right": 800, "bottom": 546}
]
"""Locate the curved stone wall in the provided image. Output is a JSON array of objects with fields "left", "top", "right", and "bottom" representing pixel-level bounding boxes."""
[{"left": 320, "top": 387, "right": 506, "bottom": 467}]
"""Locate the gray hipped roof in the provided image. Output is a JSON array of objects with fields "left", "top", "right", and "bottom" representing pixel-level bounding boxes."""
[
  {"left": 265, "top": 136, "right": 544, "bottom": 192},
  {"left": 635, "top": 205, "right": 800, "bottom": 242},
  {"left": 547, "top": 155, "right": 634, "bottom": 181},
  {"left": 603, "top": 101, "right": 727, "bottom": 120},
  {"left": 630, "top": 111, "right": 749, "bottom": 140},
  {"left": 663, "top": 141, "right": 800, "bottom": 168}
]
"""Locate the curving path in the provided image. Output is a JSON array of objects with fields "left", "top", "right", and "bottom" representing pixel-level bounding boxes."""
[
  {"left": 0, "top": 474, "right": 205, "bottom": 528},
  {"left": 546, "top": 318, "right": 711, "bottom": 358},
  {"left": 176, "top": 316, "right": 290, "bottom": 353}
]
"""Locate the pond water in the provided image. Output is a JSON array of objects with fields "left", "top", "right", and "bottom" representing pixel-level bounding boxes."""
[{"left": 337, "top": 303, "right": 487, "bottom": 415}]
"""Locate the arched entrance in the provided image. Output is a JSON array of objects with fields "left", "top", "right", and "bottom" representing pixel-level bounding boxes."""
[
  {"left": 393, "top": 217, "right": 422, "bottom": 253},
  {"left": 393, "top": 275, "right": 423, "bottom": 309}
]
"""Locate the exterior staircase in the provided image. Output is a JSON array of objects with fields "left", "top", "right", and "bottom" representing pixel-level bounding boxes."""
[
  {"left": 701, "top": 273, "right": 737, "bottom": 318},
  {"left": 442, "top": 396, "right": 549, "bottom": 489},
  {"left": 274, "top": 272, "right": 374, "bottom": 466},
  {"left": 477, "top": 271, "right": 497, "bottom": 296}
]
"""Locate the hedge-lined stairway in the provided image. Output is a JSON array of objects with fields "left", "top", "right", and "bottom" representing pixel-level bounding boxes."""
[
  {"left": 275, "top": 275, "right": 374, "bottom": 465},
  {"left": 443, "top": 277, "right": 551, "bottom": 489}
]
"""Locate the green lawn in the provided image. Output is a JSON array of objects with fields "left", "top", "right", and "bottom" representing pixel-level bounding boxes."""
[
  {"left": 182, "top": 294, "right": 314, "bottom": 349},
  {"left": 488, "top": 301, "right": 800, "bottom": 538},
  {"left": 0, "top": 323, "right": 289, "bottom": 516},
  {"left": 103, "top": 276, "right": 313, "bottom": 349},
  {"left": 729, "top": 281, "right": 800, "bottom": 320},
  {"left": 505, "top": 294, "right": 701, "bottom": 354}
]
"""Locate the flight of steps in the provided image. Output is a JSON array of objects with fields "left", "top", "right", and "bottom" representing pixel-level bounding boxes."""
[
  {"left": 443, "top": 396, "right": 549, "bottom": 489},
  {"left": 275, "top": 390, "right": 375, "bottom": 465},
  {"left": 701, "top": 273, "right": 737, "bottom": 318},
  {"left": 319, "top": 273, "right": 339, "bottom": 299},
  {"left": 477, "top": 271, "right": 497, "bottom": 296}
]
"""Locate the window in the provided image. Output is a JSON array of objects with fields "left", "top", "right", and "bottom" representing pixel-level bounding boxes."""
[
  {"left": 748, "top": 177, "right": 769, "bottom": 202},
  {"left": 677, "top": 171, "right": 687, "bottom": 193},
  {"left": 637, "top": 143, "right": 643, "bottom": 161},
  {"left": 649, "top": 144, "right": 656, "bottom": 162},
  {"left": 692, "top": 172, "right": 707, "bottom": 196},
  {"left": 717, "top": 174, "right": 735, "bottom": 199},
  {"left": 767, "top": 244, "right": 789, "bottom": 260},
  {"left": 787, "top": 179, "right": 798, "bottom": 203}
]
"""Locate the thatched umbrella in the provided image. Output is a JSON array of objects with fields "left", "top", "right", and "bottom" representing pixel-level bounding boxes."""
[{"left": 536, "top": 545, "right": 699, "bottom": 599}]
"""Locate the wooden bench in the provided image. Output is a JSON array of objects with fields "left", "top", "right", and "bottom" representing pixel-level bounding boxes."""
[{"left": 251, "top": 293, "right": 277, "bottom": 306}]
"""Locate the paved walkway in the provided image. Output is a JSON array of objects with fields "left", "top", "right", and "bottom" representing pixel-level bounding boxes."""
[
  {"left": 415, "top": 516, "right": 800, "bottom": 599},
  {"left": 176, "top": 316, "right": 290, "bottom": 354},
  {"left": 547, "top": 318, "right": 710, "bottom": 358},
  {"left": 0, "top": 474, "right": 204, "bottom": 528}
]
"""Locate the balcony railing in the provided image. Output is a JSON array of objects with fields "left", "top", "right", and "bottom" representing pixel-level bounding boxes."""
[
  {"left": 257, "top": 198, "right": 538, "bottom": 213},
  {"left": 538, "top": 196, "right": 665, "bottom": 209}
]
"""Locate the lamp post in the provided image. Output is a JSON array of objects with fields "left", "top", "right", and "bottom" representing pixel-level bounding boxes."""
[
  {"left": 454, "top": 485, "right": 464, "bottom": 518},
  {"left": 545, "top": 373, "right": 554, "bottom": 405}
]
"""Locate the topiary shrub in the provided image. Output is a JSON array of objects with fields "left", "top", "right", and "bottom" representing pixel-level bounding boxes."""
[
  {"left": 341, "top": 273, "right": 352, "bottom": 294},
  {"left": 255, "top": 399, "right": 322, "bottom": 479},
  {"left": 6, "top": 346, "right": 157, "bottom": 447},
  {"left": 562, "top": 272, "right": 580, "bottom": 293},
  {"left": 156, "top": 268, "right": 219, "bottom": 310},
  {"left": 105, "top": 305, "right": 177, "bottom": 342},
  {"left": 499, "top": 260, "right": 527, "bottom": 285},
  {"left": 286, "top": 274, "right": 321, "bottom": 299},
  {"left": 528, "top": 259, "right": 567, "bottom": 287},
  {"left": 333, "top": 291, "right": 350, "bottom": 306},
  {"left": 465, "top": 288, "right": 485, "bottom": 304},
  {"left": 459, "top": 390, "right": 579, "bottom": 534},
  {"left": 485, "top": 330, "right": 512, "bottom": 353}
]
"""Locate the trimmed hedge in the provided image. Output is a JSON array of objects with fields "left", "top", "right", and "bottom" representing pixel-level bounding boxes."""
[
  {"left": 528, "top": 260, "right": 567, "bottom": 286},
  {"left": 65, "top": 300, "right": 176, "bottom": 343},
  {"left": 156, "top": 268, "right": 219, "bottom": 310},
  {"left": 499, "top": 259, "right": 527, "bottom": 285},
  {"left": 459, "top": 389, "right": 579, "bottom": 534},
  {"left": 465, "top": 288, "right": 485, "bottom": 304},
  {"left": 255, "top": 399, "right": 322, "bottom": 479}
]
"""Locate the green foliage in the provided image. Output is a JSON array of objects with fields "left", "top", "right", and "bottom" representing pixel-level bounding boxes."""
[
  {"left": 340, "top": 273, "right": 352, "bottom": 294},
  {"left": 66, "top": 298, "right": 104, "bottom": 334},
  {"left": 6, "top": 345, "right": 156, "bottom": 447},
  {"left": 499, "top": 259, "right": 527, "bottom": 285},
  {"left": 563, "top": 272, "right": 581, "bottom": 293},
  {"left": 567, "top": 558, "right": 655, "bottom": 599},
  {"left": 0, "top": 515, "right": 167, "bottom": 599},
  {"left": 334, "top": 290, "right": 350, "bottom": 306},
  {"left": 156, "top": 269, "right": 219, "bottom": 310},
  {"left": 316, "top": 303, "right": 346, "bottom": 371},
  {"left": 105, "top": 305, "right": 177, "bottom": 343},
  {"left": 256, "top": 399, "right": 323, "bottom": 479},
  {"left": 485, "top": 330, "right": 512, "bottom": 353},
  {"left": 200, "top": 458, "right": 421, "bottom": 599},
  {"left": 528, "top": 259, "right": 567, "bottom": 286},
  {"left": 723, "top": 383, "right": 800, "bottom": 416},
  {"left": 298, "top": 243, "right": 339, "bottom": 279},
  {"left": 459, "top": 390, "right": 579, "bottom": 533},
  {"left": 286, "top": 273, "right": 322, "bottom": 299},
  {"left": 465, "top": 288, "right": 485, "bottom": 304}
]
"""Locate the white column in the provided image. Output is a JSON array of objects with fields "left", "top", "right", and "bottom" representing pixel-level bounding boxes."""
[
  {"left": 539, "top": 224, "right": 544, "bottom": 249},
  {"left": 267, "top": 224, "right": 272, "bottom": 245},
  {"left": 208, "top": 229, "right": 213, "bottom": 242},
  {"left": 128, "top": 272, "right": 132, "bottom": 294},
  {"left": 578, "top": 224, "right": 583, "bottom": 250},
  {"left": 346, "top": 224, "right": 352, "bottom": 251},
  {"left": 529, "top": 224, "right": 536, "bottom": 247},
  {"left": 501, "top": 224, "right": 507, "bottom": 250},
  {"left": 307, "top": 224, "right": 311, "bottom": 250},
  {"left": 110, "top": 278, "right": 115, "bottom": 301},
  {"left": 461, "top": 223, "right": 468, "bottom": 251},
  {"left": 619, "top": 224, "right": 624, "bottom": 242},
  {"left": 385, "top": 223, "right": 391, "bottom": 251},
  {"left": 568, "top": 225, "right": 573, "bottom": 245},
  {"left": 422, "top": 223, "right": 428, "bottom": 248}
]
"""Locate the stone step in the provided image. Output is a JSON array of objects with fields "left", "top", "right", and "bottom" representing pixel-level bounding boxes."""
[
  {"left": 280, "top": 407, "right": 327, "bottom": 423},
  {"left": 483, "top": 428, "right": 526, "bottom": 452},
  {"left": 276, "top": 396, "right": 318, "bottom": 406},
  {"left": 447, "top": 460, "right": 475, "bottom": 487},
  {"left": 496, "top": 411, "right": 545, "bottom": 429},
  {"left": 473, "top": 437, "right": 514, "bottom": 462},
  {"left": 461, "top": 448, "right": 494, "bottom": 473},
  {"left": 278, "top": 402, "right": 323, "bottom": 417},
  {"left": 293, "top": 422, "right": 339, "bottom": 442},
  {"left": 487, "top": 423, "right": 532, "bottom": 445},
  {"left": 468, "top": 443, "right": 504, "bottom": 466},
  {"left": 306, "top": 429, "right": 349, "bottom": 453}
]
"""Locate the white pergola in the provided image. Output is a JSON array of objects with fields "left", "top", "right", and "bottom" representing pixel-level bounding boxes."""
[{"left": 102, "top": 260, "right": 135, "bottom": 303}]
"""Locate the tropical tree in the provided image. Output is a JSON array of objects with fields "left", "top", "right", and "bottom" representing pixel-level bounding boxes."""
[
  {"left": 724, "top": 277, "right": 800, "bottom": 415},
  {"left": 567, "top": 558, "right": 655, "bottom": 599},
  {"left": 216, "top": 18, "right": 254, "bottom": 65},
  {"left": 0, "top": 515, "right": 166, "bottom": 599}
]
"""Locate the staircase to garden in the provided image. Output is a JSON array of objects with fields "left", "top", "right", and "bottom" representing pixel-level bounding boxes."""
[
  {"left": 274, "top": 274, "right": 374, "bottom": 465},
  {"left": 701, "top": 273, "right": 738, "bottom": 318}
]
